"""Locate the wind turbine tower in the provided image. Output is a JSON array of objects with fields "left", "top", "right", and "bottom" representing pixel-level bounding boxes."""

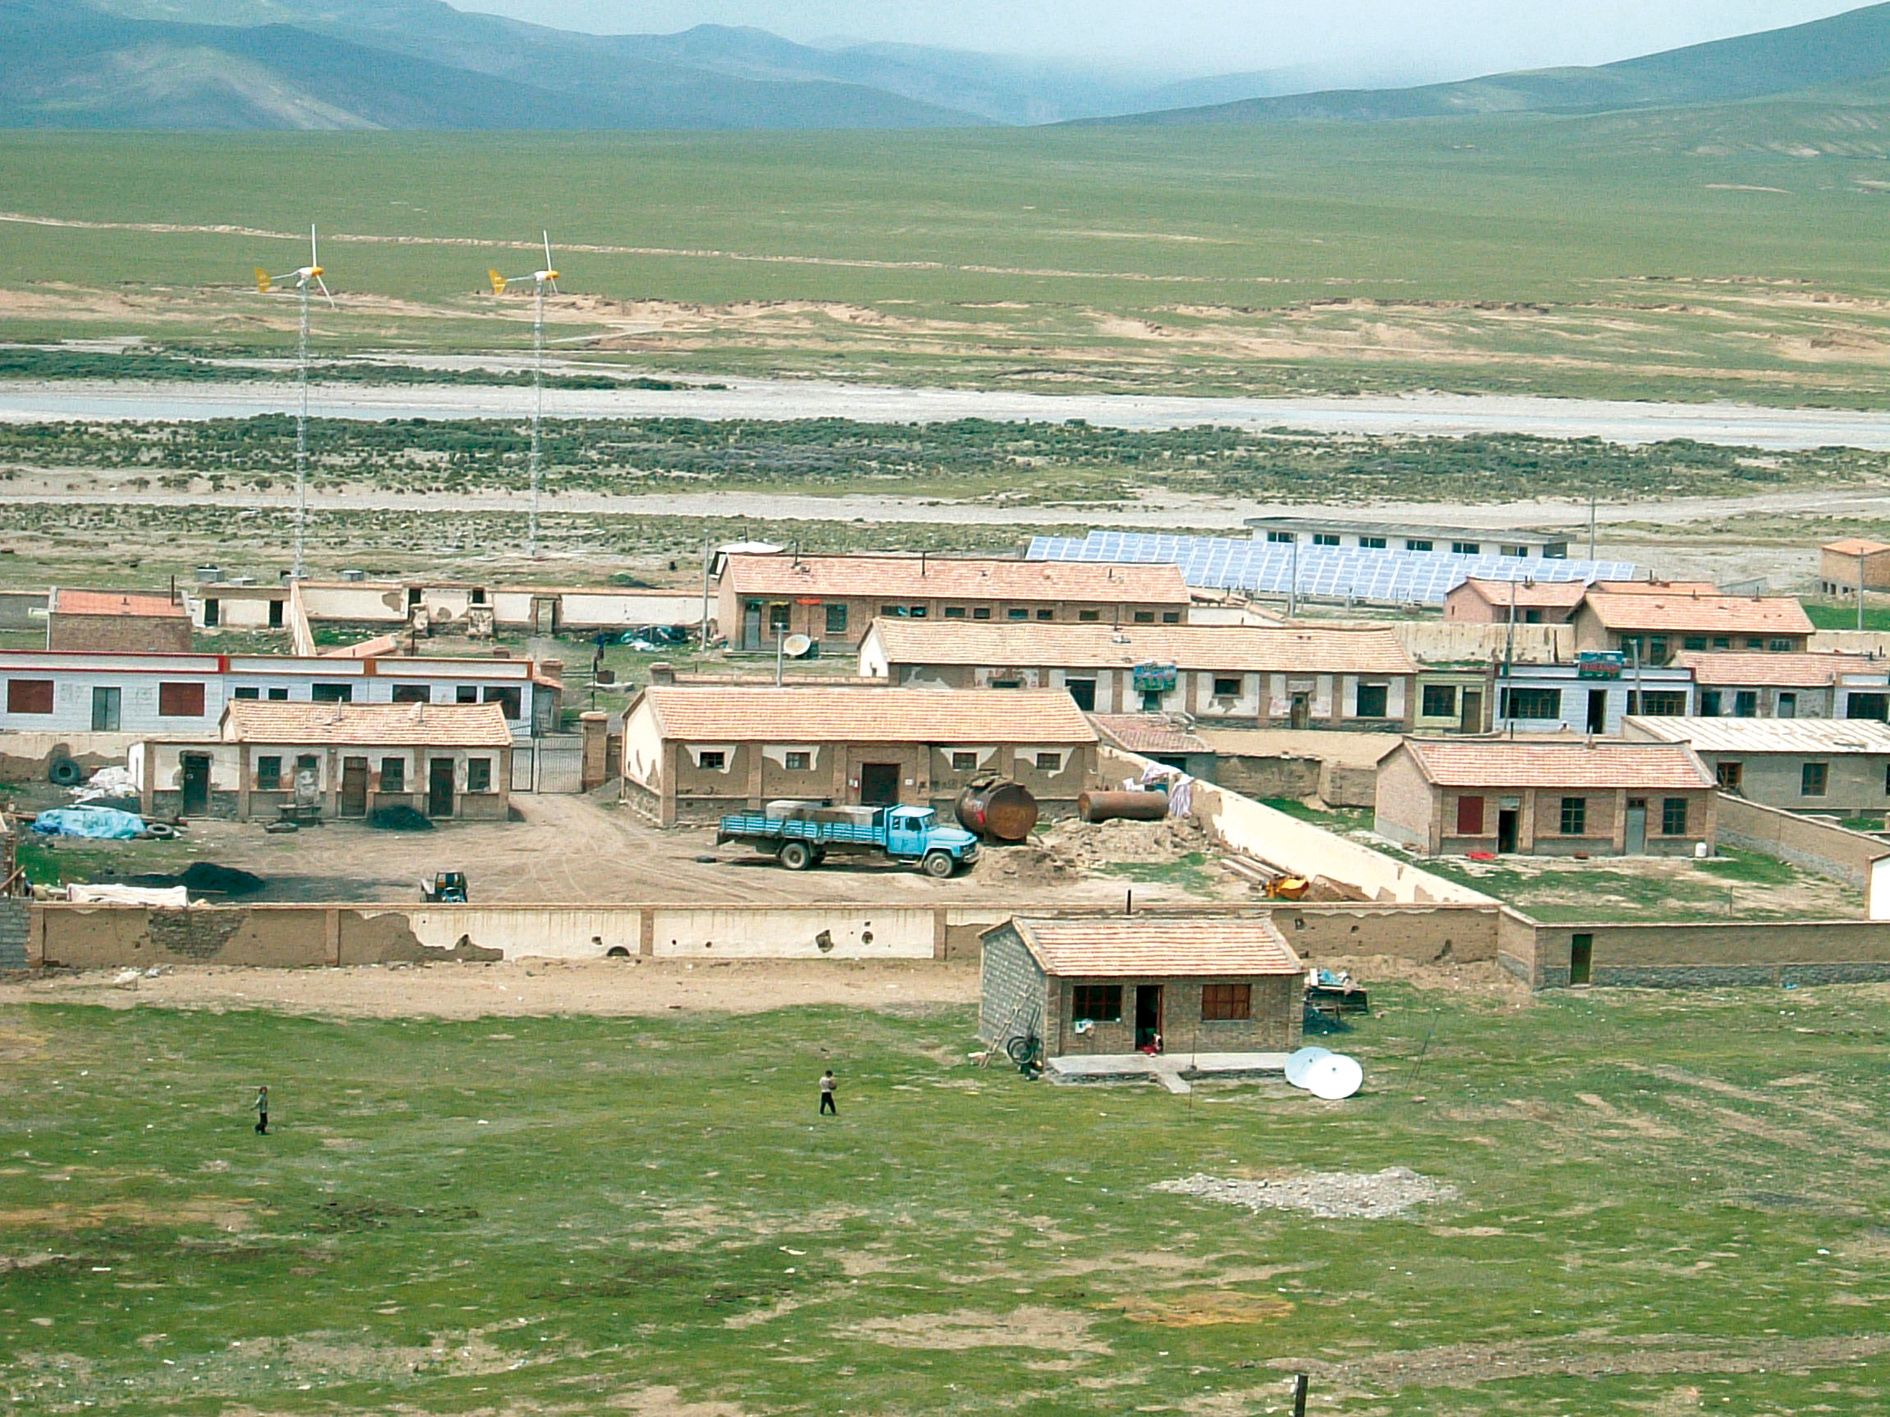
[
  {"left": 254, "top": 225, "right": 333, "bottom": 581},
  {"left": 487, "top": 232, "right": 561, "bottom": 560}
]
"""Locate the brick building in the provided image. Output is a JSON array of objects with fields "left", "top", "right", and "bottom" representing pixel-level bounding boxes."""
[
  {"left": 1374, "top": 738, "right": 1716, "bottom": 858},
  {"left": 47, "top": 588, "right": 192, "bottom": 654},
  {"left": 620, "top": 684, "right": 1099, "bottom": 826},
  {"left": 135, "top": 701, "right": 515, "bottom": 822},
  {"left": 979, "top": 915, "right": 1304, "bottom": 1059},
  {"left": 1571, "top": 590, "right": 1813, "bottom": 665},
  {"left": 1624, "top": 715, "right": 1890, "bottom": 815},
  {"left": 858, "top": 619, "right": 1419, "bottom": 730},
  {"left": 717, "top": 553, "right": 1190, "bottom": 653},
  {"left": 1673, "top": 652, "right": 1890, "bottom": 721},
  {"left": 1442, "top": 577, "right": 1587, "bottom": 625},
  {"left": 1819, "top": 538, "right": 1890, "bottom": 597}
]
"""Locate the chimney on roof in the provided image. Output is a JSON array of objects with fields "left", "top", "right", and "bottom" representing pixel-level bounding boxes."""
[
  {"left": 920, "top": 552, "right": 926, "bottom": 577},
  {"left": 649, "top": 662, "right": 676, "bottom": 686}
]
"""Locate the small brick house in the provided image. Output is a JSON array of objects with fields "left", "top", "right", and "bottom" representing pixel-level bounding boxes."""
[
  {"left": 47, "top": 588, "right": 192, "bottom": 654},
  {"left": 1374, "top": 737, "right": 1716, "bottom": 858},
  {"left": 1571, "top": 589, "right": 1813, "bottom": 665},
  {"left": 1443, "top": 578, "right": 1587, "bottom": 625},
  {"left": 1819, "top": 538, "right": 1890, "bottom": 596},
  {"left": 979, "top": 915, "right": 1304, "bottom": 1059}
]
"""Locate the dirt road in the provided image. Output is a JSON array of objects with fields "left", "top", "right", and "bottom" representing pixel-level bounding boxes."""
[{"left": 4, "top": 377, "right": 1890, "bottom": 450}]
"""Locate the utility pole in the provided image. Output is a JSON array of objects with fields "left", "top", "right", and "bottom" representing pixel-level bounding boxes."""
[
  {"left": 1287, "top": 535, "right": 1300, "bottom": 619},
  {"left": 699, "top": 533, "right": 713, "bottom": 651},
  {"left": 1501, "top": 575, "right": 1517, "bottom": 737},
  {"left": 1588, "top": 493, "right": 1597, "bottom": 562},
  {"left": 1860, "top": 550, "right": 1868, "bottom": 634}
]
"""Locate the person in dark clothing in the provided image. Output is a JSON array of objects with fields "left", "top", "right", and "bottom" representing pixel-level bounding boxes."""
[
  {"left": 253, "top": 1085, "right": 270, "bottom": 1135},
  {"left": 818, "top": 1070, "right": 837, "bottom": 1116}
]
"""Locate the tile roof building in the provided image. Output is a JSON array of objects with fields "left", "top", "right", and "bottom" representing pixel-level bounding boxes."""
[
  {"left": 1572, "top": 590, "right": 1813, "bottom": 664},
  {"left": 1443, "top": 577, "right": 1588, "bottom": 625},
  {"left": 1374, "top": 737, "right": 1716, "bottom": 858},
  {"left": 1672, "top": 651, "right": 1890, "bottom": 722},
  {"left": 718, "top": 552, "right": 1191, "bottom": 651},
  {"left": 1625, "top": 715, "right": 1890, "bottom": 815},
  {"left": 47, "top": 587, "right": 192, "bottom": 654},
  {"left": 980, "top": 915, "right": 1304, "bottom": 1059},
  {"left": 859, "top": 618, "right": 1422, "bottom": 731},
  {"left": 1819, "top": 538, "right": 1890, "bottom": 597},
  {"left": 621, "top": 684, "right": 1100, "bottom": 826}
]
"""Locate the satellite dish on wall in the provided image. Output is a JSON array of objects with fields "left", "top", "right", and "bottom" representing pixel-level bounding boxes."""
[{"left": 782, "top": 634, "right": 814, "bottom": 659}]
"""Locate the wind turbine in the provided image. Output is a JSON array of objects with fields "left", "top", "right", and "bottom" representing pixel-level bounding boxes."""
[
  {"left": 254, "top": 225, "right": 334, "bottom": 581},
  {"left": 487, "top": 231, "right": 560, "bottom": 560}
]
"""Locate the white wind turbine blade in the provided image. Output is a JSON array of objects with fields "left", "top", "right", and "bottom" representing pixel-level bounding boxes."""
[{"left": 314, "top": 273, "right": 335, "bottom": 308}]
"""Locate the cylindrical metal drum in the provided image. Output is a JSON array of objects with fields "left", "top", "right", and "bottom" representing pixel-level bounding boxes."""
[
  {"left": 1077, "top": 789, "right": 1170, "bottom": 823},
  {"left": 956, "top": 779, "right": 1040, "bottom": 843}
]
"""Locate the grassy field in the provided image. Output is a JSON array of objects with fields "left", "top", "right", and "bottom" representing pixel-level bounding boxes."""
[
  {"left": 5, "top": 117, "right": 1890, "bottom": 404},
  {"left": 4, "top": 989, "right": 1890, "bottom": 1414}
]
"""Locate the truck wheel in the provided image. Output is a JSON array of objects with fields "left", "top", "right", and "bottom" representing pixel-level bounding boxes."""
[
  {"left": 921, "top": 850, "right": 955, "bottom": 879},
  {"left": 778, "top": 841, "right": 814, "bottom": 871}
]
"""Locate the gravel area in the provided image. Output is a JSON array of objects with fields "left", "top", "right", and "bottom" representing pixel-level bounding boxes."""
[{"left": 1153, "top": 1167, "right": 1458, "bottom": 1220}]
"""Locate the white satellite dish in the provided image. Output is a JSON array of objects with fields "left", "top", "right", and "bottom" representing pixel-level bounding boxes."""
[
  {"left": 1284, "top": 1046, "right": 1330, "bottom": 1088},
  {"left": 1302, "top": 1053, "right": 1364, "bottom": 1101},
  {"left": 782, "top": 634, "right": 814, "bottom": 659}
]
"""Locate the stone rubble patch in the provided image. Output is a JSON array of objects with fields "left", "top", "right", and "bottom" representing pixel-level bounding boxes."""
[{"left": 1153, "top": 1167, "right": 1458, "bottom": 1220}]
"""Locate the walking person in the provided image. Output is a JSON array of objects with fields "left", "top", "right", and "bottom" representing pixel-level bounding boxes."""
[
  {"left": 253, "top": 1084, "right": 270, "bottom": 1135},
  {"left": 818, "top": 1069, "right": 837, "bottom": 1116}
]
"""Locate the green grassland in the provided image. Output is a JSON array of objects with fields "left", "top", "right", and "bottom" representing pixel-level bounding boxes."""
[
  {"left": 5, "top": 990, "right": 1890, "bottom": 1414},
  {"left": 5, "top": 111, "right": 1890, "bottom": 403}
]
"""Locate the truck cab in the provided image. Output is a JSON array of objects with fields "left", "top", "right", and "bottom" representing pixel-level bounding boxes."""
[{"left": 884, "top": 807, "right": 979, "bottom": 876}]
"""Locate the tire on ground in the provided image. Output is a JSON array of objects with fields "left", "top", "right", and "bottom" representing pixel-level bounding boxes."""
[{"left": 48, "top": 757, "right": 84, "bottom": 787}]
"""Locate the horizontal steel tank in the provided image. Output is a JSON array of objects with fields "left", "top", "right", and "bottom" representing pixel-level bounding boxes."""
[
  {"left": 1077, "top": 789, "right": 1171, "bottom": 824},
  {"left": 955, "top": 779, "right": 1040, "bottom": 843}
]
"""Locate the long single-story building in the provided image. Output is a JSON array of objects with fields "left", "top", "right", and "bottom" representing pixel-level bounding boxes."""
[
  {"left": 47, "top": 587, "right": 194, "bottom": 654},
  {"left": 1244, "top": 516, "right": 1570, "bottom": 560},
  {"left": 858, "top": 618, "right": 1422, "bottom": 730},
  {"left": 718, "top": 552, "right": 1191, "bottom": 652},
  {"left": 1674, "top": 651, "right": 1890, "bottom": 722},
  {"left": 0, "top": 649, "right": 561, "bottom": 739},
  {"left": 1623, "top": 715, "right": 1890, "bottom": 815},
  {"left": 1374, "top": 738, "right": 1717, "bottom": 857},
  {"left": 134, "top": 701, "right": 516, "bottom": 822},
  {"left": 1494, "top": 661, "right": 1695, "bottom": 736},
  {"left": 979, "top": 915, "right": 1304, "bottom": 1060},
  {"left": 1571, "top": 589, "right": 1814, "bottom": 664},
  {"left": 620, "top": 684, "right": 1099, "bottom": 826}
]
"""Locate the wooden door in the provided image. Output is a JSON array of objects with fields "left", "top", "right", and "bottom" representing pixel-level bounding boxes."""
[{"left": 340, "top": 757, "right": 369, "bottom": 817}]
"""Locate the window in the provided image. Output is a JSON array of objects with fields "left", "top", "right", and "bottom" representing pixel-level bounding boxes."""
[
  {"left": 1661, "top": 797, "right": 1689, "bottom": 835},
  {"left": 1501, "top": 544, "right": 1528, "bottom": 558},
  {"left": 1421, "top": 684, "right": 1458, "bottom": 718},
  {"left": 972, "top": 607, "right": 992, "bottom": 620},
  {"left": 256, "top": 755, "right": 283, "bottom": 791},
  {"left": 157, "top": 681, "right": 205, "bottom": 717},
  {"left": 696, "top": 750, "right": 726, "bottom": 772},
  {"left": 1065, "top": 678, "right": 1096, "bottom": 711},
  {"left": 1070, "top": 984, "right": 1122, "bottom": 1023},
  {"left": 1161, "top": 611, "right": 1182, "bottom": 624},
  {"left": 768, "top": 602, "right": 790, "bottom": 633},
  {"left": 466, "top": 758, "right": 493, "bottom": 793},
  {"left": 950, "top": 751, "right": 979, "bottom": 771},
  {"left": 908, "top": 605, "right": 928, "bottom": 620},
  {"left": 1036, "top": 609, "right": 1054, "bottom": 621},
  {"left": 381, "top": 757, "right": 405, "bottom": 793},
  {"left": 1355, "top": 683, "right": 1389, "bottom": 718},
  {"left": 1683, "top": 637, "right": 1708, "bottom": 652},
  {"left": 1359, "top": 536, "right": 1387, "bottom": 549},
  {"left": 1733, "top": 690, "right": 1758, "bottom": 718},
  {"left": 1777, "top": 692, "right": 1798, "bottom": 720},
  {"left": 312, "top": 683, "right": 353, "bottom": 703},
  {"left": 1132, "top": 611, "right": 1155, "bottom": 624},
  {"left": 825, "top": 604, "right": 848, "bottom": 635},
  {"left": 390, "top": 684, "right": 429, "bottom": 704},
  {"left": 1717, "top": 762, "right": 1744, "bottom": 792},
  {"left": 1213, "top": 676, "right": 1242, "bottom": 698},
  {"left": 482, "top": 686, "right": 523, "bottom": 720},
  {"left": 1803, "top": 762, "right": 1829, "bottom": 798},
  {"left": 1313, "top": 533, "right": 1341, "bottom": 547},
  {"left": 989, "top": 677, "right": 1023, "bottom": 690},
  {"left": 1631, "top": 691, "right": 1687, "bottom": 717},
  {"left": 1200, "top": 984, "right": 1251, "bottom": 1021},
  {"left": 1699, "top": 690, "right": 1722, "bottom": 717},
  {"left": 233, "top": 686, "right": 261, "bottom": 701},
  {"left": 1746, "top": 638, "right": 1765, "bottom": 650},
  {"left": 1847, "top": 693, "right": 1889, "bottom": 722},
  {"left": 1452, "top": 541, "right": 1481, "bottom": 555},
  {"left": 1559, "top": 796, "right": 1587, "bottom": 836},
  {"left": 1502, "top": 687, "right": 1562, "bottom": 721},
  {"left": 1647, "top": 637, "right": 1669, "bottom": 664},
  {"left": 1453, "top": 796, "right": 1483, "bottom": 836},
  {"left": 1078, "top": 609, "right": 1100, "bottom": 622},
  {"left": 456, "top": 686, "right": 479, "bottom": 704},
  {"left": 267, "top": 687, "right": 289, "bottom": 701},
  {"left": 1008, "top": 608, "right": 1030, "bottom": 621},
  {"left": 203, "top": 598, "right": 219, "bottom": 627},
  {"left": 1034, "top": 751, "right": 1064, "bottom": 772},
  {"left": 943, "top": 606, "right": 967, "bottom": 619},
  {"left": 1406, "top": 538, "right": 1434, "bottom": 552},
  {"left": 1713, "top": 637, "right": 1731, "bottom": 650},
  {"left": 294, "top": 754, "right": 319, "bottom": 785},
  {"left": 784, "top": 751, "right": 811, "bottom": 771},
  {"left": 879, "top": 605, "right": 901, "bottom": 617},
  {"left": 1768, "top": 639, "right": 1795, "bottom": 653},
  {"left": 1266, "top": 530, "right": 1295, "bottom": 544}
]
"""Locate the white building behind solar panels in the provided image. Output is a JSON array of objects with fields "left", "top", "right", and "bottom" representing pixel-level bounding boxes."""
[{"left": 1244, "top": 517, "right": 1570, "bottom": 560}]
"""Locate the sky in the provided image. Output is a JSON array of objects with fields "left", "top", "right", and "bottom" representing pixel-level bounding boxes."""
[{"left": 463, "top": 0, "right": 1871, "bottom": 78}]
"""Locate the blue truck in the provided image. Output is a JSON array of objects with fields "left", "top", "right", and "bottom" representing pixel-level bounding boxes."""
[{"left": 716, "top": 802, "right": 979, "bottom": 878}]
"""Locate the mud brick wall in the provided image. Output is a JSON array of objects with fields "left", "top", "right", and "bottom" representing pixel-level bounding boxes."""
[{"left": 0, "top": 899, "right": 28, "bottom": 970}]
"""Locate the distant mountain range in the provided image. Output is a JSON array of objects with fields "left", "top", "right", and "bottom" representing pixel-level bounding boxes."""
[{"left": 3, "top": 0, "right": 1889, "bottom": 133}]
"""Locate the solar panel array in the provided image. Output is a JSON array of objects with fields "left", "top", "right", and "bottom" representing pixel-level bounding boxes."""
[{"left": 1026, "top": 531, "right": 1636, "bottom": 608}]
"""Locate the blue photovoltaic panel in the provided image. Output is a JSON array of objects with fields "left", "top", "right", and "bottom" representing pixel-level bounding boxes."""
[{"left": 1024, "top": 532, "right": 1635, "bottom": 607}]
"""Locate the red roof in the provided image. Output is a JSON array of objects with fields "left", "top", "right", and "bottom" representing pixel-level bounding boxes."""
[
  {"left": 51, "top": 588, "right": 185, "bottom": 619},
  {"left": 1003, "top": 916, "right": 1302, "bottom": 978},
  {"left": 1397, "top": 738, "right": 1714, "bottom": 790},
  {"left": 1451, "top": 578, "right": 1588, "bottom": 610},
  {"left": 1674, "top": 651, "right": 1886, "bottom": 688},
  {"left": 722, "top": 553, "right": 1188, "bottom": 605},
  {"left": 1579, "top": 592, "right": 1813, "bottom": 637},
  {"left": 636, "top": 685, "right": 1098, "bottom": 745}
]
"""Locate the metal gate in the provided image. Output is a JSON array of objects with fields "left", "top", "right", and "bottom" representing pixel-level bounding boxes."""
[{"left": 513, "top": 735, "right": 585, "bottom": 794}]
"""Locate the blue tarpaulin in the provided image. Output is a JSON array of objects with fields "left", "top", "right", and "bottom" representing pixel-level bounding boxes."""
[{"left": 30, "top": 807, "right": 146, "bottom": 840}]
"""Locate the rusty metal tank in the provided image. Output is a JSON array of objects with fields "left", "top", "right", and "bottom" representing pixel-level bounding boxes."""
[
  {"left": 955, "top": 778, "right": 1039, "bottom": 843},
  {"left": 1077, "top": 789, "right": 1170, "bottom": 824}
]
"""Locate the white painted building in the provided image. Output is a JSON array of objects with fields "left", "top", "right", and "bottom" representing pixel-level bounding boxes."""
[
  {"left": 1494, "top": 661, "right": 1695, "bottom": 736},
  {"left": 0, "top": 650, "right": 562, "bottom": 740}
]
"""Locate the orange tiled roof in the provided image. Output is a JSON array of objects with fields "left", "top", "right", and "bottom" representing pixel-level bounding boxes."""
[
  {"left": 51, "top": 589, "right": 186, "bottom": 619},
  {"left": 1580, "top": 592, "right": 1812, "bottom": 636},
  {"left": 1452, "top": 578, "right": 1588, "bottom": 609},
  {"left": 1004, "top": 916, "right": 1302, "bottom": 978},
  {"left": 1089, "top": 715, "right": 1211, "bottom": 756},
  {"left": 1399, "top": 738, "right": 1713, "bottom": 790},
  {"left": 722, "top": 553, "right": 1188, "bottom": 605},
  {"left": 638, "top": 685, "right": 1098, "bottom": 745},
  {"left": 1822, "top": 539, "right": 1890, "bottom": 557},
  {"left": 866, "top": 619, "right": 1415, "bottom": 675},
  {"left": 221, "top": 701, "right": 513, "bottom": 747},
  {"left": 1673, "top": 651, "right": 1886, "bottom": 688}
]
